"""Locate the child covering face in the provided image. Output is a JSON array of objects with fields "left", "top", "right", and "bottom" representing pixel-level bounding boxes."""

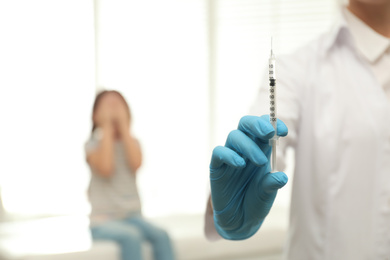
[{"left": 85, "top": 90, "right": 176, "bottom": 260}]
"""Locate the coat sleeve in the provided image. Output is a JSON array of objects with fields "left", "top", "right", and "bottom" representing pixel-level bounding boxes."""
[{"left": 204, "top": 194, "right": 222, "bottom": 241}]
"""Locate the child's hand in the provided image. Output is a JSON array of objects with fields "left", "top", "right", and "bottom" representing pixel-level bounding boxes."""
[
  {"left": 113, "top": 104, "right": 130, "bottom": 136},
  {"left": 96, "top": 101, "right": 114, "bottom": 127}
]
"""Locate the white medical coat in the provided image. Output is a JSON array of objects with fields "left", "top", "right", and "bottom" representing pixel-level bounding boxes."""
[{"left": 205, "top": 9, "right": 390, "bottom": 260}]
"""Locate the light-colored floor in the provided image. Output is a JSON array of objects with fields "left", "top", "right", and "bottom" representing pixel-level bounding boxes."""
[
  {"left": 211, "top": 252, "right": 282, "bottom": 260},
  {"left": 231, "top": 255, "right": 282, "bottom": 260}
]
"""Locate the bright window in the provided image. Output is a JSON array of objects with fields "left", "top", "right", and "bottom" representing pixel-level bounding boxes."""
[{"left": 0, "top": 0, "right": 95, "bottom": 217}]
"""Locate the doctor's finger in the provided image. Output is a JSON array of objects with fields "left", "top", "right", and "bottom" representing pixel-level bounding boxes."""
[
  {"left": 259, "top": 115, "right": 288, "bottom": 137},
  {"left": 225, "top": 130, "right": 268, "bottom": 166},
  {"left": 245, "top": 171, "right": 288, "bottom": 219},
  {"left": 210, "top": 146, "right": 246, "bottom": 170},
  {"left": 238, "top": 115, "right": 275, "bottom": 142}
]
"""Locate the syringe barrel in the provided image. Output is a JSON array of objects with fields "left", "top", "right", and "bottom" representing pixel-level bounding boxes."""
[
  {"left": 269, "top": 57, "right": 277, "bottom": 131},
  {"left": 269, "top": 45, "right": 277, "bottom": 172}
]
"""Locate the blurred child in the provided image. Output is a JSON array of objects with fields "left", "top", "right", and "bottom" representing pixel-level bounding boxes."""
[{"left": 85, "top": 90, "right": 175, "bottom": 260}]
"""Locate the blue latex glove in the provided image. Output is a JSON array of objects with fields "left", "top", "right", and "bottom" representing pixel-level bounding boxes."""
[{"left": 210, "top": 115, "right": 288, "bottom": 240}]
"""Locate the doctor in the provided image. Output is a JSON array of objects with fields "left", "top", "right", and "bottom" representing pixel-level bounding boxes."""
[{"left": 205, "top": 0, "right": 390, "bottom": 259}]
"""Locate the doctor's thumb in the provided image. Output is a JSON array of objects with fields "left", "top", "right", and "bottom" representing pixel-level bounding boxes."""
[{"left": 261, "top": 171, "right": 288, "bottom": 194}]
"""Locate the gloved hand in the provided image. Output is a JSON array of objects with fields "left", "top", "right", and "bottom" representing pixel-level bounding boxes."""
[{"left": 210, "top": 115, "right": 288, "bottom": 240}]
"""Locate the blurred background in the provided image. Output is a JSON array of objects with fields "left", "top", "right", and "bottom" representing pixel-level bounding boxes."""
[{"left": 0, "top": 0, "right": 338, "bottom": 259}]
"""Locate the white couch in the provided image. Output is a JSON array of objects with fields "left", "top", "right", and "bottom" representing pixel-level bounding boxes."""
[{"left": 0, "top": 207, "right": 288, "bottom": 260}]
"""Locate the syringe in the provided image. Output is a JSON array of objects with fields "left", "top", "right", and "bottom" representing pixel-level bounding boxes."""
[{"left": 269, "top": 37, "right": 278, "bottom": 173}]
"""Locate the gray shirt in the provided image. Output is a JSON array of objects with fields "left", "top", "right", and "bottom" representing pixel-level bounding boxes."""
[{"left": 85, "top": 132, "right": 142, "bottom": 226}]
